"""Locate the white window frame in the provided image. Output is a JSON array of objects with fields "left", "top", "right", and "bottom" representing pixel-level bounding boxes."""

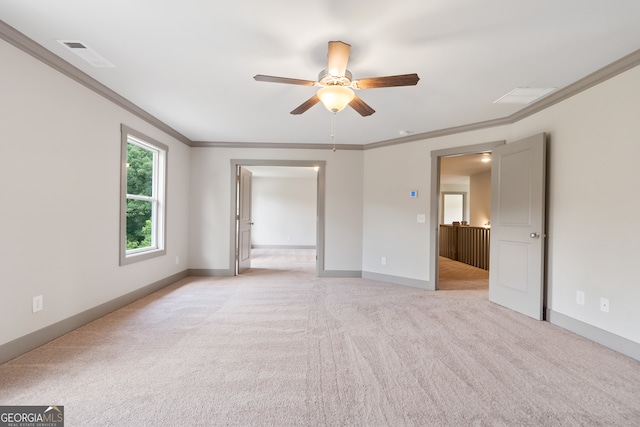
[{"left": 120, "top": 125, "right": 168, "bottom": 265}]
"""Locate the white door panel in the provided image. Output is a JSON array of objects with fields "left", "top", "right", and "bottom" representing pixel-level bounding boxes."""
[
  {"left": 489, "top": 133, "right": 546, "bottom": 320},
  {"left": 237, "top": 166, "right": 252, "bottom": 274}
]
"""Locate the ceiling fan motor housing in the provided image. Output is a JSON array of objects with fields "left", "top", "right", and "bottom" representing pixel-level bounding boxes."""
[{"left": 318, "top": 69, "right": 353, "bottom": 87}]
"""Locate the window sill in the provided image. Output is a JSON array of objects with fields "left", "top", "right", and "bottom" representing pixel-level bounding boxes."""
[{"left": 120, "top": 248, "right": 166, "bottom": 266}]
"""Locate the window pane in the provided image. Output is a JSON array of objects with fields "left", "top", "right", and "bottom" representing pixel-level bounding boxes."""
[
  {"left": 121, "top": 126, "right": 167, "bottom": 265},
  {"left": 126, "top": 199, "right": 153, "bottom": 250},
  {"left": 443, "top": 194, "right": 464, "bottom": 224},
  {"left": 127, "top": 143, "right": 153, "bottom": 197}
]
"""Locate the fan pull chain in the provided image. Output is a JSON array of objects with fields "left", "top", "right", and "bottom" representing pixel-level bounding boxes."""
[{"left": 330, "top": 112, "right": 337, "bottom": 152}]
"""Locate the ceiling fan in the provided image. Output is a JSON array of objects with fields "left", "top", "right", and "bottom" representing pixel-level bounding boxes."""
[{"left": 254, "top": 41, "right": 420, "bottom": 116}]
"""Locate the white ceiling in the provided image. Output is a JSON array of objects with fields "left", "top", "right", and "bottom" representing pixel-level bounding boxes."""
[
  {"left": 441, "top": 153, "right": 492, "bottom": 185},
  {"left": 2, "top": 0, "right": 639, "bottom": 146}
]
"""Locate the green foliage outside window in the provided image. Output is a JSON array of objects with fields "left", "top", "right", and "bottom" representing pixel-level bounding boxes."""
[{"left": 126, "top": 144, "right": 154, "bottom": 250}]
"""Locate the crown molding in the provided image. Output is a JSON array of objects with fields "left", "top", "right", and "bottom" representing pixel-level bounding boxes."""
[
  {"left": 363, "top": 117, "right": 512, "bottom": 150},
  {"left": 0, "top": 20, "right": 192, "bottom": 146},
  {"left": 3, "top": 19, "right": 639, "bottom": 151},
  {"left": 363, "top": 48, "right": 640, "bottom": 150},
  {"left": 191, "top": 141, "right": 364, "bottom": 150},
  {"left": 508, "top": 48, "right": 640, "bottom": 122}
]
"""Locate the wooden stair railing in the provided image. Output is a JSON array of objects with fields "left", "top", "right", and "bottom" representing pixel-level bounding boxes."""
[{"left": 439, "top": 224, "right": 490, "bottom": 270}]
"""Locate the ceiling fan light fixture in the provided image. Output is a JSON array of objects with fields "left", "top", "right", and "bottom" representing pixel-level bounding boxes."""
[
  {"left": 317, "top": 85, "right": 355, "bottom": 113},
  {"left": 255, "top": 41, "right": 417, "bottom": 116}
]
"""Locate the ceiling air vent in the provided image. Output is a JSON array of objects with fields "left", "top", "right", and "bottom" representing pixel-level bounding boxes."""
[
  {"left": 57, "top": 40, "right": 115, "bottom": 68},
  {"left": 494, "top": 87, "right": 556, "bottom": 104}
]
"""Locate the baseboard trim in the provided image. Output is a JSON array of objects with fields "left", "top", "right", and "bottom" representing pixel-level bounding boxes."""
[
  {"left": 547, "top": 309, "right": 640, "bottom": 361},
  {"left": 362, "top": 271, "right": 432, "bottom": 289},
  {"left": 318, "top": 270, "right": 362, "bottom": 278},
  {"left": 188, "top": 268, "right": 234, "bottom": 277},
  {"left": 188, "top": 268, "right": 361, "bottom": 278},
  {"left": 251, "top": 245, "right": 316, "bottom": 249},
  {"left": 0, "top": 270, "right": 189, "bottom": 364}
]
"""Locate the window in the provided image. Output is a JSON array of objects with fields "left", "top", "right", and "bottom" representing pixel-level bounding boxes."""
[
  {"left": 120, "top": 125, "right": 167, "bottom": 265},
  {"left": 442, "top": 192, "right": 467, "bottom": 225}
]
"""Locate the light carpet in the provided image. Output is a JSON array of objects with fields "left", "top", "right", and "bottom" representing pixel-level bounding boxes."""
[{"left": 1, "top": 262, "right": 639, "bottom": 426}]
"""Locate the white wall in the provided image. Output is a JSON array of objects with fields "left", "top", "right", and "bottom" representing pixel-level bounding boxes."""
[
  {"left": 189, "top": 147, "right": 363, "bottom": 273},
  {"left": 469, "top": 170, "right": 491, "bottom": 227},
  {"left": 362, "top": 66, "right": 640, "bottom": 344},
  {"left": 362, "top": 142, "right": 430, "bottom": 281},
  {"left": 510, "top": 65, "right": 640, "bottom": 344},
  {"left": 0, "top": 40, "right": 191, "bottom": 346},
  {"left": 251, "top": 176, "right": 317, "bottom": 247},
  {"left": 362, "top": 126, "right": 509, "bottom": 284}
]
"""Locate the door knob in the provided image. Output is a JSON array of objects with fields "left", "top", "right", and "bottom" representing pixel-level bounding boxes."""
[{"left": 530, "top": 232, "right": 540, "bottom": 239}]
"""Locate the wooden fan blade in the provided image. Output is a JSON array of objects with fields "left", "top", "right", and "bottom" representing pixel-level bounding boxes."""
[
  {"left": 290, "top": 95, "right": 320, "bottom": 115},
  {"left": 327, "top": 41, "right": 351, "bottom": 77},
  {"left": 354, "top": 73, "right": 420, "bottom": 89},
  {"left": 349, "top": 96, "right": 375, "bottom": 117},
  {"left": 254, "top": 75, "right": 316, "bottom": 86}
]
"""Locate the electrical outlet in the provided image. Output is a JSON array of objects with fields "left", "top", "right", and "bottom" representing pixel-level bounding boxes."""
[
  {"left": 576, "top": 291, "right": 585, "bottom": 305},
  {"left": 32, "top": 295, "right": 43, "bottom": 313},
  {"left": 600, "top": 298, "right": 610, "bottom": 313},
  {"left": 175, "top": 256, "right": 180, "bottom": 265},
  {"left": 381, "top": 257, "right": 387, "bottom": 266}
]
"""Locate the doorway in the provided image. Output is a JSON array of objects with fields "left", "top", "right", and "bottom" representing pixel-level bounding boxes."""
[
  {"left": 230, "top": 159, "right": 326, "bottom": 276},
  {"left": 437, "top": 152, "right": 493, "bottom": 290},
  {"left": 244, "top": 165, "right": 318, "bottom": 272},
  {"left": 429, "top": 141, "right": 505, "bottom": 291},
  {"left": 430, "top": 134, "right": 548, "bottom": 320}
]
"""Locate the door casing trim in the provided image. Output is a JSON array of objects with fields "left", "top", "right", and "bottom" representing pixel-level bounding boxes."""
[{"left": 230, "top": 159, "right": 326, "bottom": 276}]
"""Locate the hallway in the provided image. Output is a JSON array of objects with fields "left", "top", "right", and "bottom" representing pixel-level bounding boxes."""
[{"left": 438, "top": 256, "right": 488, "bottom": 291}]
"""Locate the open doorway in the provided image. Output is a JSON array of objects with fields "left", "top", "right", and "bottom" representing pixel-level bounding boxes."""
[
  {"left": 245, "top": 165, "right": 318, "bottom": 272},
  {"left": 230, "top": 160, "right": 326, "bottom": 276},
  {"left": 430, "top": 135, "right": 548, "bottom": 320},
  {"left": 438, "top": 153, "right": 491, "bottom": 290},
  {"left": 429, "top": 141, "right": 505, "bottom": 291}
]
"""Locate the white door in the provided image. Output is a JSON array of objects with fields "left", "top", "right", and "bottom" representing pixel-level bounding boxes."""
[
  {"left": 237, "top": 166, "right": 252, "bottom": 274},
  {"left": 489, "top": 133, "right": 547, "bottom": 319}
]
